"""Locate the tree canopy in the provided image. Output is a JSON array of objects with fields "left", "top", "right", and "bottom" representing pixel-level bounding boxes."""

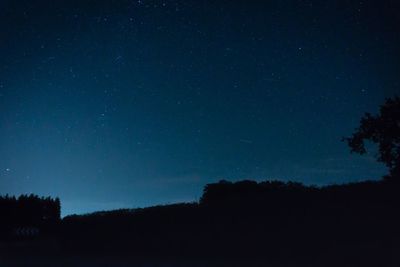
[{"left": 344, "top": 96, "right": 400, "bottom": 180}]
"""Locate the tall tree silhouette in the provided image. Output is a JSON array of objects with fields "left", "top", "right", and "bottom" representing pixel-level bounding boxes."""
[{"left": 344, "top": 96, "right": 400, "bottom": 180}]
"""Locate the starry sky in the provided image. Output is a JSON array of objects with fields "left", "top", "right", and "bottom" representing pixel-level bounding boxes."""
[{"left": 1, "top": 0, "right": 399, "bottom": 216}]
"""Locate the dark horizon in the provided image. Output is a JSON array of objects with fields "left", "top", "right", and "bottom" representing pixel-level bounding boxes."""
[{"left": 1, "top": 0, "right": 399, "bottom": 216}]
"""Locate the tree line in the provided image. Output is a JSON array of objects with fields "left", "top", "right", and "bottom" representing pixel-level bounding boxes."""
[{"left": 0, "top": 194, "right": 60, "bottom": 237}]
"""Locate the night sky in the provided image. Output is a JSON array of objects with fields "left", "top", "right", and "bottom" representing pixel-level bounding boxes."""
[{"left": 1, "top": 0, "right": 399, "bottom": 216}]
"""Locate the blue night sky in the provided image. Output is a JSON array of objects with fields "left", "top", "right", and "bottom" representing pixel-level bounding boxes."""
[{"left": 0, "top": 0, "right": 399, "bottom": 216}]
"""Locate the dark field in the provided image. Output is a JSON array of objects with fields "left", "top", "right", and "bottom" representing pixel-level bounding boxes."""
[{"left": 2, "top": 180, "right": 400, "bottom": 266}]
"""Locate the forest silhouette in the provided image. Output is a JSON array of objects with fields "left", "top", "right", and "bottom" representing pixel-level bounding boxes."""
[{"left": 1, "top": 97, "right": 399, "bottom": 266}]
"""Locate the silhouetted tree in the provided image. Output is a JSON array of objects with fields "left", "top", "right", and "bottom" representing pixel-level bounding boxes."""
[{"left": 344, "top": 96, "right": 400, "bottom": 180}]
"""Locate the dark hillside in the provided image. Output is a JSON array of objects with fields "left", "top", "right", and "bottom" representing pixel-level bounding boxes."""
[
  {"left": 1, "top": 179, "right": 399, "bottom": 266},
  {"left": 57, "top": 179, "right": 400, "bottom": 266}
]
